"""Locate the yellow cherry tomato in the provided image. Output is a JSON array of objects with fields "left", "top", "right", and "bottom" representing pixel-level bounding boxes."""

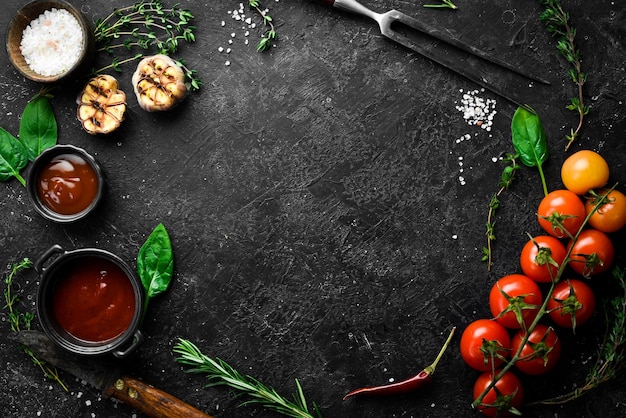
[{"left": 561, "top": 150, "right": 609, "bottom": 195}]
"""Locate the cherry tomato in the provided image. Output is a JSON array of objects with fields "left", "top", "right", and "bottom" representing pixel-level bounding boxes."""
[
  {"left": 473, "top": 370, "right": 524, "bottom": 418},
  {"left": 561, "top": 150, "right": 610, "bottom": 195},
  {"left": 489, "top": 274, "right": 543, "bottom": 329},
  {"left": 585, "top": 189, "right": 626, "bottom": 233},
  {"left": 511, "top": 324, "right": 561, "bottom": 375},
  {"left": 460, "top": 319, "right": 512, "bottom": 371},
  {"left": 537, "top": 190, "right": 586, "bottom": 238},
  {"left": 520, "top": 236, "right": 567, "bottom": 283},
  {"left": 548, "top": 279, "right": 596, "bottom": 328},
  {"left": 568, "top": 229, "right": 615, "bottom": 276}
]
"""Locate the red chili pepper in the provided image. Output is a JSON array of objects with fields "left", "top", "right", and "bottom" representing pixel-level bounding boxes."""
[{"left": 343, "top": 326, "right": 456, "bottom": 400}]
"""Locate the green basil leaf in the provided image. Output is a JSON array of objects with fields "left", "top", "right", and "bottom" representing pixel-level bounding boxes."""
[
  {"left": 138, "top": 223, "right": 174, "bottom": 299},
  {"left": 511, "top": 106, "right": 549, "bottom": 168},
  {"left": 19, "top": 94, "right": 57, "bottom": 161},
  {"left": 0, "top": 127, "right": 29, "bottom": 185}
]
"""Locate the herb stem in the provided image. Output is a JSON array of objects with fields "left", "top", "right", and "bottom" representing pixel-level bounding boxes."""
[
  {"left": 538, "top": 0, "right": 589, "bottom": 150},
  {"left": 174, "top": 339, "right": 320, "bottom": 418},
  {"left": 3, "top": 258, "right": 68, "bottom": 392},
  {"left": 93, "top": 1, "right": 201, "bottom": 90},
  {"left": 423, "top": 0, "right": 458, "bottom": 9},
  {"left": 15, "top": 173, "right": 26, "bottom": 187}
]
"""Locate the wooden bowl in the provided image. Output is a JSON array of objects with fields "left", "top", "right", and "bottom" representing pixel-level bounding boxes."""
[{"left": 6, "top": 0, "right": 95, "bottom": 83}]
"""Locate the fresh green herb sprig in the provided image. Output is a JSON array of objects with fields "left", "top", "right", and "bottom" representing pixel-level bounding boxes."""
[
  {"left": 93, "top": 0, "right": 202, "bottom": 90},
  {"left": 3, "top": 258, "right": 68, "bottom": 391},
  {"left": 137, "top": 223, "right": 174, "bottom": 325},
  {"left": 423, "top": 0, "right": 458, "bottom": 9},
  {"left": 511, "top": 106, "right": 550, "bottom": 197},
  {"left": 248, "top": 0, "right": 278, "bottom": 52},
  {"left": 482, "top": 153, "right": 519, "bottom": 270},
  {"left": 0, "top": 89, "right": 57, "bottom": 186},
  {"left": 174, "top": 339, "right": 321, "bottom": 418},
  {"left": 537, "top": 0, "right": 588, "bottom": 151}
]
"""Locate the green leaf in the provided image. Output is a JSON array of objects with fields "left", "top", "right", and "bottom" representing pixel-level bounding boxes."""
[
  {"left": 0, "top": 127, "right": 29, "bottom": 186},
  {"left": 18, "top": 94, "right": 57, "bottom": 161},
  {"left": 511, "top": 106, "right": 549, "bottom": 168},
  {"left": 511, "top": 106, "right": 550, "bottom": 196},
  {"left": 137, "top": 223, "right": 174, "bottom": 324},
  {"left": 138, "top": 223, "right": 174, "bottom": 298}
]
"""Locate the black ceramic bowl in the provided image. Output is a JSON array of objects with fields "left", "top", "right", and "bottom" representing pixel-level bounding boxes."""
[
  {"left": 36, "top": 245, "right": 144, "bottom": 358},
  {"left": 6, "top": 0, "right": 95, "bottom": 83},
  {"left": 27, "top": 145, "right": 105, "bottom": 223}
]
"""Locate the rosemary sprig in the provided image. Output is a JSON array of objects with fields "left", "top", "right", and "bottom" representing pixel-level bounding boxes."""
[
  {"left": 93, "top": 0, "right": 202, "bottom": 90},
  {"left": 537, "top": 0, "right": 589, "bottom": 150},
  {"left": 3, "top": 258, "right": 68, "bottom": 392},
  {"left": 423, "top": 0, "right": 458, "bottom": 9},
  {"left": 173, "top": 339, "right": 321, "bottom": 418},
  {"left": 482, "top": 153, "right": 520, "bottom": 270},
  {"left": 248, "top": 0, "right": 278, "bottom": 52},
  {"left": 533, "top": 266, "right": 626, "bottom": 405}
]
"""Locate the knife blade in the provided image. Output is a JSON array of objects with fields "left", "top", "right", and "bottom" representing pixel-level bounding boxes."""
[{"left": 11, "top": 330, "right": 213, "bottom": 418}]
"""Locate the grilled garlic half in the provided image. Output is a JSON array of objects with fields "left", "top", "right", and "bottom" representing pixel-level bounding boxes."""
[
  {"left": 132, "top": 54, "right": 189, "bottom": 112},
  {"left": 77, "top": 75, "right": 127, "bottom": 135}
]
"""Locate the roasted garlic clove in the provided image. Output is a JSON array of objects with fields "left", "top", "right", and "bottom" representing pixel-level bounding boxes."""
[
  {"left": 132, "top": 54, "right": 188, "bottom": 112},
  {"left": 77, "top": 75, "right": 127, "bottom": 135}
]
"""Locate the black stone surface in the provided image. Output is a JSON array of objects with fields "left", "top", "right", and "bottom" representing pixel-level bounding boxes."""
[{"left": 1, "top": 1, "right": 625, "bottom": 417}]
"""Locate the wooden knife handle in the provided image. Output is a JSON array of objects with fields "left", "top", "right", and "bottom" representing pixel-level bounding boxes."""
[{"left": 103, "top": 375, "right": 213, "bottom": 418}]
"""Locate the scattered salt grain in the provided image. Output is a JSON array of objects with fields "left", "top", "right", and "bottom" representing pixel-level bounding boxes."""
[
  {"left": 20, "top": 8, "right": 84, "bottom": 77},
  {"left": 455, "top": 88, "right": 497, "bottom": 131}
]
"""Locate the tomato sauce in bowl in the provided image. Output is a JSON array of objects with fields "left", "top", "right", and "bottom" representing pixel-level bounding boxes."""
[
  {"left": 27, "top": 145, "right": 105, "bottom": 223},
  {"left": 52, "top": 257, "right": 135, "bottom": 342},
  {"left": 36, "top": 246, "right": 144, "bottom": 357},
  {"left": 37, "top": 153, "right": 99, "bottom": 215}
]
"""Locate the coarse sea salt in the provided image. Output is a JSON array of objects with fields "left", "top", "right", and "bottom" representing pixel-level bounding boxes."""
[{"left": 20, "top": 8, "right": 84, "bottom": 77}]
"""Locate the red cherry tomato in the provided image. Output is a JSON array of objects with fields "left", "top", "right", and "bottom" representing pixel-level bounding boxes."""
[
  {"left": 511, "top": 324, "right": 561, "bottom": 375},
  {"left": 585, "top": 189, "right": 626, "bottom": 233},
  {"left": 520, "top": 236, "right": 567, "bottom": 283},
  {"left": 460, "top": 319, "right": 512, "bottom": 371},
  {"left": 568, "top": 229, "right": 615, "bottom": 276},
  {"left": 561, "top": 150, "right": 610, "bottom": 195},
  {"left": 537, "top": 190, "right": 586, "bottom": 238},
  {"left": 473, "top": 370, "right": 524, "bottom": 418},
  {"left": 489, "top": 274, "right": 543, "bottom": 329},
  {"left": 547, "top": 279, "right": 596, "bottom": 328}
]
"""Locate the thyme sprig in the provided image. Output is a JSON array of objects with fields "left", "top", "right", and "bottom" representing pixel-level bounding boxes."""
[
  {"left": 533, "top": 265, "right": 626, "bottom": 405},
  {"left": 482, "top": 153, "right": 520, "bottom": 270},
  {"left": 3, "top": 258, "right": 68, "bottom": 392},
  {"left": 93, "top": 0, "right": 202, "bottom": 90},
  {"left": 423, "top": 0, "right": 458, "bottom": 9},
  {"left": 537, "top": 0, "right": 589, "bottom": 150},
  {"left": 249, "top": 1, "right": 278, "bottom": 52},
  {"left": 174, "top": 339, "right": 321, "bottom": 418}
]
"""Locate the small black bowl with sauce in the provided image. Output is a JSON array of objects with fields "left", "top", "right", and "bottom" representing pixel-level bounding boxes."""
[
  {"left": 27, "top": 145, "right": 105, "bottom": 222},
  {"left": 36, "top": 245, "right": 144, "bottom": 358}
]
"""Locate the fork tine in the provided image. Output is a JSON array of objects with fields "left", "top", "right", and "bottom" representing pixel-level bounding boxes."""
[{"left": 381, "top": 10, "right": 550, "bottom": 85}]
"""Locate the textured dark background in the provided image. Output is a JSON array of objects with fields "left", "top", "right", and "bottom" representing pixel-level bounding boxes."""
[{"left": 1, "top": 0, "right": 625, "bottom": 417}]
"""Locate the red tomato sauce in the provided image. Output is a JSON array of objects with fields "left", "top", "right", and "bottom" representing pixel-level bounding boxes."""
[
  {"left": 52, "top": 257, "right": 136, "bottom": 342},
  {"left": 37, "top": 153, "right": 99, "bottom": 215}
]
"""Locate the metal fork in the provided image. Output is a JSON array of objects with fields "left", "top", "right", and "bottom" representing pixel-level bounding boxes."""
[{"left": 318, "top": 0, "right": 550, "bottom": 106}]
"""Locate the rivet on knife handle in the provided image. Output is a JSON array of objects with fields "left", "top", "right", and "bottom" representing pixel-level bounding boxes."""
[{"left": 103, "top": 375, "right": 213, "bottom": 418}]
